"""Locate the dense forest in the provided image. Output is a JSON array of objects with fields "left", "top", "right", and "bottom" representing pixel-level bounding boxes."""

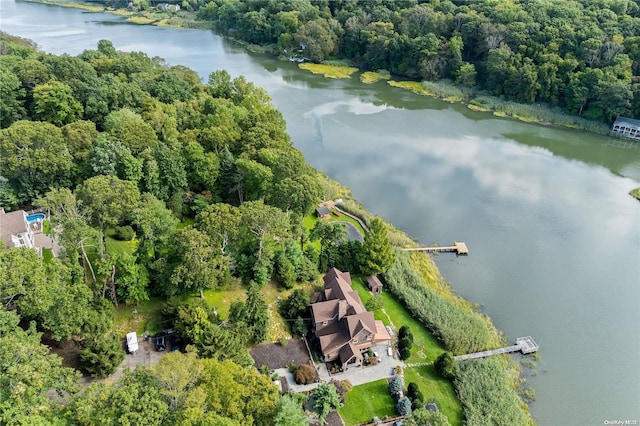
[
  {"left": 172, "top": 0, "right": 640, "bottom": 124},
  {"left": 0, "top": 32, "right": 532, "bottom": 425}
]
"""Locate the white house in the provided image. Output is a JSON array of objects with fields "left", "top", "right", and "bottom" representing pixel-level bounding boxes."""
[{"left": 0, "top": 208, "right": 35, "bottom": 250}]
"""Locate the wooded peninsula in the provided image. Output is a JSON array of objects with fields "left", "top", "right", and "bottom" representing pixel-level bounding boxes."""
[
  {"left": 0, "top": 29, "right": 536, "bottom": 425},
  {"left": 32, "top": 0, "right": 640, "bottom": 132}
]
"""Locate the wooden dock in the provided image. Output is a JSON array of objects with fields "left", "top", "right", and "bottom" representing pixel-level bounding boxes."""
[
  {"left": 403, "top": 242, "right": 469, "bottom": 255},
  {"left": 454, "top": 336, "right": 539, "bottom": 362}
]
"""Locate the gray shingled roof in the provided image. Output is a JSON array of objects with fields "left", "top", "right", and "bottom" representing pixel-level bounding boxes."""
[{"left": 613, "top": 116, "right": 640, "bottom": 129}]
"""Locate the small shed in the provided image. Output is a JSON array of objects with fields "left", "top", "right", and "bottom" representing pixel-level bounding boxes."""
[
  {"left": 315, "top": 205, "right": 331, "bottom": 219},
  {"left": 366, "top": 275, "right": 383, "bottom": 295}
]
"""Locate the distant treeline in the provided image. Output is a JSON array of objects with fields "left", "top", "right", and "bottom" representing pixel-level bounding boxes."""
[{"left": 179, "top": 0, "right": 640, "bottom": 124}]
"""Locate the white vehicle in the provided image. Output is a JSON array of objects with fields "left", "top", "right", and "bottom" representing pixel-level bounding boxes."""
[
  {"left": 126, "top": 332, "right": 139, "bottom": 354},
  {"left": 387, "top": 347, "right": 393, "bottom": 357}
]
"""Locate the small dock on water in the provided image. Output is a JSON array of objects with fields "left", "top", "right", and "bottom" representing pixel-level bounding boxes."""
[
  {"left": 454, "top": 336, "right": 539, "bottom": 362},
  {"left": 403, "top": 242, "right": 469, "bottom": 255}
]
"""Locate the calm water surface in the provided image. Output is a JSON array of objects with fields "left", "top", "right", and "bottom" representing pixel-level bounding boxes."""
[{"left": 2, "top": 1, "right": 639, "bottom": 424}]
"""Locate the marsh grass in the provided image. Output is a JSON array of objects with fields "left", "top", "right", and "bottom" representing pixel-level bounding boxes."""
[
  {"left": 360, "top": 70, "right": 391, "bottom": 84},
  {"left": 22, "top": 0, "right": 104, "bottom": 11},
  {"left": 470, "top": 96, "right": 611, "bottom": 134},
  {"left": 299, "top": 63, "right": 358, "bottom": 79}
]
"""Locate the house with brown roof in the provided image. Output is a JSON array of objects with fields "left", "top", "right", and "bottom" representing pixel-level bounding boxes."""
[
  {"left": 366, "top": 275, "right": 383, "bottom": 295},
  {"left": 311, "top": 268, "right": 391, "bottom": 369},
  {"left": 315, "top": 205, "right": 331, "bottom": 219}
]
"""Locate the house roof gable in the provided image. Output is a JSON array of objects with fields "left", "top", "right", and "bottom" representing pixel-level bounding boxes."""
[{"left": 0, "top": 210, "right": 28, "bottom": 248}]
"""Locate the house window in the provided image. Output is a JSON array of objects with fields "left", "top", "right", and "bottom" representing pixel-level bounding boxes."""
[{"left": 322, "top": 321, "right": 328, "bottom": 326}]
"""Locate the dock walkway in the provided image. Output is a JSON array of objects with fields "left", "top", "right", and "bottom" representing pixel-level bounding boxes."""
[
  {"left": 403, "top": 242, "right": 469, "bottom": 255},
  {"left": 454, "top": 336, "right": 539, "bottom": 362}
]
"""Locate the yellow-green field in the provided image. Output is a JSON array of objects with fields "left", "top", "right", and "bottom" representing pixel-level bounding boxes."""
[
  {"left": 360, "top": 70, "right": 391, "bottom": 84},
  {"left": 299, "top": 63, "right": 358, "bottom": 79}
]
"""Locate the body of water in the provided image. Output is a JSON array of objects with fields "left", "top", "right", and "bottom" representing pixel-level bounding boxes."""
[{"left": 2, "top": 1, "right": 639, "bottom": 424}]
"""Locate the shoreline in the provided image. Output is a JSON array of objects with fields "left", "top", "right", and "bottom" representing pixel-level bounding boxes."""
[
  {"left": 18, "top": 0, "right": 619, "bottom": 139},
  {"left": 8, "top": 3, "right": 537, "bottom": 422}
]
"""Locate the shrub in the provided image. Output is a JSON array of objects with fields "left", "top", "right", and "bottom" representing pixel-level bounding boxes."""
[
  {"left": 369, "top": 356, "right": 379, "bottom": 365},
  {"left": 388, "top": 374, "right": 404, "bottom": 398},
  {"left": 80, "top": 333, "right": 124, "bottom": 378},
  {"left": 330, "top": 379, "right": 353, "bottom": 403},
  {"left": 280, "top": 289, "right": 310, "bottom": 320},
  {"left": 396, "top": 396, "right": 413, "bottom": 416},
  {"left": 313, "top": 383, "right": 343, "bottom": 425},
  {"left": 293, "top": 364, "right": 316, "bottom": 385},
  {"left": 365, "top": 295, "right": 384, "bottom": 311},
  {"left": 398, "top": 325, "right": 414, "bottom": 342},
  {"left": 399, "top": 337, "right": 413, "bottom": 351},
  {"left": 410, "top": 390, "right": 424, "bottom": 411},
  {"left": 435, "top": 352, "right": 456, "bottom": 379},
  {"left": 114, "top": 225, "right": 135, "bottom": 241},
  {"left": 291, "top": 316, "right": 308, "bottom": 338},
  {"left": 399, "top": 347, "right": 411, "bottom": 360},
  {"left": 407, "top": 382, "right": 419, "bottom": 399},
  {"left": 289, "top": 364, "right": 297, "bottom": 373}
]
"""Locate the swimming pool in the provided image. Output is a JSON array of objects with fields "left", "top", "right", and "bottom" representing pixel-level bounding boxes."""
[{"left": 26, "top": 213, "right": 45, "bottom": 223}]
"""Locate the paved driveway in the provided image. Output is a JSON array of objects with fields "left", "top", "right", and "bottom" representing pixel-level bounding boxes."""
[
  {"left": 329, "top": 343, "right": 404, "bottom": 386},
  {"left": 280, "top": 343, "right": 406, "bottom": 392}
]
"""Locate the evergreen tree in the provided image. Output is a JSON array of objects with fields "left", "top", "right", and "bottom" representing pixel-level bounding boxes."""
[
  {"left": 358, "top": 217, "right": 395, "bottom": 275},
  {"left": 246, "top": 283, "right": 269, "bottom": 343}
]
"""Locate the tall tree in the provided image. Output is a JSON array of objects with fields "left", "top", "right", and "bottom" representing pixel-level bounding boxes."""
[
  {"left": 245, "top": 283, "right": 269, "bottom": 343},
  {"left": 358, "top": 217, "right": 395, "bottom": 275},
  {"left": 32, "top": 80, "right": 83, "bottom": 126},
  {"left": 0, "top": 309, "right": 80, "bottom": 424},
  {"left": 76, "top": 175, "right": 141, "bottom": 247},
  {"left": 238, "top": 200, "right": 289, "bottom": 260},
  {"left": 166, "top": 227, "right": 220, "bottom": 297},
  {"left": 0, "top": 120, "right": 73, "bottom": 202}
]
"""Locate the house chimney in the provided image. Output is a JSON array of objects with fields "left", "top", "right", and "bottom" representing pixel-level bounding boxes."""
[{"left": 338, "top": 300, "right": 347, "bottom": 319}]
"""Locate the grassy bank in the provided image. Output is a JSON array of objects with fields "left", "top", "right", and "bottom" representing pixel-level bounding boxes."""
[
  {"left": 298, "top": 63, "right": 358, "bottom": 79},
  {"left": 22, "top": 0, "right": 104, "bottom": 12},
  {"left": 23, "top": 0, "right": 211, "bottom": 29},
  {"left": 385, "top": 78, "right": 611, "bottom": 135},
  {"left": 383, "top": 250, "right": 534, "bottom": 424},
  {"left": 360, "top": 70, "right": 391, "bottom": 84}
]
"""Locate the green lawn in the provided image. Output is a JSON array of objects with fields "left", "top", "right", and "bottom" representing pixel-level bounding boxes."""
[
  {"left": 338, "top": 379, "right": 397, "bottom": 426},
  {"left": 42, "top": 248, "right": 54, "bottom": 263},
  {"left": 347, "top": 277, "right": 463, "bottom": 426},
  {"left": 114, "top": 297, "right": 165, "bottom": 337},
  {"left": 351, "top": 277, "right": 444, "bottom": 363},
  {"left": 326, "top": 212, "right": 366, "bottom": 236},
  {"left": 105, "top": 229, "right": 137, "bottom": 257},
  {"left": 405, "top": 365, "right": 463, "bottom": 426}
]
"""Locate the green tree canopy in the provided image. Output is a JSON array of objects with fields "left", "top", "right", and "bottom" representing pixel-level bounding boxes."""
[
  {"left": 358, "top": 217, "right": 395, "bottom": 275},
  {"left": 32, "top": 80, "right": 83, "bottom": 126}
]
